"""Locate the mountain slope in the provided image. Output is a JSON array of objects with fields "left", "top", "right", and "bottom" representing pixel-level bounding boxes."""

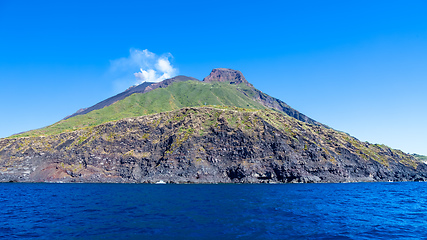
[
  {"left": 64, "top": 75, "right": 198, "bottom": 120},
  {"left": 64, "top": 81, "right": 154, "bottom": 120},
  {"left": 0, "top": 107, "right": 424, "bottom": 183}
]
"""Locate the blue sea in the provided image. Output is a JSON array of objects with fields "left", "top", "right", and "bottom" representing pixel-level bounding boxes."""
[{"left": 1, "top": 182, "right": 427, "bottom": 240}]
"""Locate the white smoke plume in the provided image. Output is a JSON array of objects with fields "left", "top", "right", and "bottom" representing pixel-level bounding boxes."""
[{"left": 110, "top": 49, "right": 178, "bottom": 86}]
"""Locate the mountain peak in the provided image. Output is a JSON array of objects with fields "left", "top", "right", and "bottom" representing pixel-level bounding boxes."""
[{"left": 203, "top": 68, "right": 251, "bottom": 86}]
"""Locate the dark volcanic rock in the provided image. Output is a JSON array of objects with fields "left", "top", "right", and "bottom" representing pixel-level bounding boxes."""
[{"left": 0, "top": 107, "right": 425, "bottom": 183}]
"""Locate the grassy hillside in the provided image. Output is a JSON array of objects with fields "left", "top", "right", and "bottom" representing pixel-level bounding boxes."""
[
  {"left": 413, "top": 154, "right": 427, "bottom": 162},
  {"left": 12, "top": 81, "right": 267, "bottom": 138}
]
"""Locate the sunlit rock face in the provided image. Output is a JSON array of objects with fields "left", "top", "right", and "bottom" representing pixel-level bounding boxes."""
[{"left": 203, "top": 68, "right": 251, "bottom": 86}]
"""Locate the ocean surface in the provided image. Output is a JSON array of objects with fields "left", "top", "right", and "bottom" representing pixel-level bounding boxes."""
[{"left": 1, "top": 182, "right": 427, "bottom": 240}]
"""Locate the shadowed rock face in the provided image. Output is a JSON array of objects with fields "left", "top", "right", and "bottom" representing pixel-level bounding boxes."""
[
  {"left": 203, "top": 68, "right": 251, "bottom": 86},
  {"left": 1, "top": 107, "right": 425, "bottom": 183}
]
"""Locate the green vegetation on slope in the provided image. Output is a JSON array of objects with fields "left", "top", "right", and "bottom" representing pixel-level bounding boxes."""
[
  {"left": 413, "top": 154, "right": 427, "bottom": 162},
  {"left": 12, "top": 81, "right": 267, "bottom": 138}
]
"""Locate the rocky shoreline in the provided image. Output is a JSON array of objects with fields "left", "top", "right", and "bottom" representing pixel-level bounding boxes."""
[{"left": 1, "top": 107, "right": 426, "bottom": 183}]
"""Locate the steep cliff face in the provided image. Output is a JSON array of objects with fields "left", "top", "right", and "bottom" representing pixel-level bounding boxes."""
[{"left": 1, "top": 107, "right": 424, "bottom": 183}]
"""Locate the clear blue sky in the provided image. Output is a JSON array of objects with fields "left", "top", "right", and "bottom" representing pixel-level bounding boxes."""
[{"left": 0, "top": 0, "right": 426, "bottom": 155}]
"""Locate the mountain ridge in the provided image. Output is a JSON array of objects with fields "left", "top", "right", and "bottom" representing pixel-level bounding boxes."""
[{"left": 64, "top": 75, "right": 199, "bottom": 120}]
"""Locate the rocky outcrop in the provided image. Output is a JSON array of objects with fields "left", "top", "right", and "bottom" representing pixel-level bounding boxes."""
[
  {"left": 1, "top": 107, "right": 425, "bottom": 183},
  {"left": 203, "top": 68, "right": 252, "bottom": 86}
]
